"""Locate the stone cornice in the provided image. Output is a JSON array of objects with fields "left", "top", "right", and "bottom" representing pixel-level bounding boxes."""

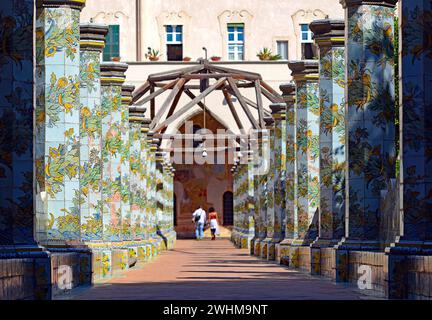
[
  {"left": 121, "top": 84, "right": 135, "bottom": 105},
  {"left": 100, "top": 62, "right": 128, "bottom": 86},
  {"left": 128, "top": 106, "right": 146, "bottom": 123},
  {"left": 310, "top": 19, "right": 345, "bottom": 47},
  {"left": 288, "top": 60, "right": 319, "bottom": 82},
  {"left": 80, "top": 23, "right": 109, "bottom": 52},
  {"left": 264, "top": 116, "right": 275, "bottom": 128},
  {"left": 37, "top": 0, "right": 86, "bottom": 10},
  {"left": 270, "top": 103, "right": 287, "bottom": 119},
  {"left": 279, "top": 83, "right": 296, "bottom": 106},
  {"left": 339, "top": 0, "right": 398, "bottom": 8}
]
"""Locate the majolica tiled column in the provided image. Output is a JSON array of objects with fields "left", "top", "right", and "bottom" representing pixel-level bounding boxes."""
[
  {"left": 231, "top": 163, "right": 239, "bottom": 246},
  {"left": 310, "top": 19, "right": 346, "bottom": 250},
  {"left": 155, "top": 151, "right": 165, "bottom": 246},
  {"left": 245, "top": 150, "right": 255, "bottom": 249},
  {"left": 337, "top": 0, "right": 396, "bottom": 251},
  {"left": 308, "top": 20, "right": 346, "bottom": 276},
  {"left": 100, "top": 62, "right": 128, "bottom": 242},
  {"left": 128, "top": 106, "right": 146, "bottom": 241},
  {"left": 268, "top": 103, "right": 287, "bottom": 260},
  {"left": 79, "top": 24, "right": 108, "bottom": 241},
  {"left": 289, "top": 61, "right": 320, "bottom": 246},
  {"left": 385, "top": 0, "right": 432, "bottom": 299},
  {"left": 121, "top": 84, "right": 135, "bottom": 241},
  {"left": 261, "top": 117, "right": 275, "bottom": 259},
  {"left": 276, "top": 83, "right": 297, "bottom": 264},
  {"left": 0, "top": 0, "right": 52, "bottom": 299},
  {"left": 253, "top": 132, "right": 269, "bottom": 256},
  {"left": 35, "top": 0, "right": 85, "bottom": 243}
]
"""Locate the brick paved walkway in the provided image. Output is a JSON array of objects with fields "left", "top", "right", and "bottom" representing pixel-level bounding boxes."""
[{"left": 72, "top": 239, "right": 372, "bottom": 300}]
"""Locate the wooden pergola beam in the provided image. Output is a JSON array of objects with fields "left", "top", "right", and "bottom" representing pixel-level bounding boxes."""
[
  {"left": 260, "top": 80, "right": 284, "bottom": 103},
  {"left": 182, "top": 73, "right": 260, "bottom": 81},
  {"left": 222, "top": 89, "right": 245, "bottom": 133},
  {"left": 255, "top": 80, "right": 265, "bottom": 128},
  {"left": 183, "top": 89, "right": 232, "bottom": 133},
  {"left": 154, "top": 77, "right": 227, "bottom": 132},
  {"left": 150, "top": 78, "right": 187, "bottom": 129},
  {"left": 132, "top": 81, "right": 150, "bottom": 103},
  {"left": 148, "top": 65, "right": 204, "bottom": 82},
  {"left": 227, "top": 77, "right": 260, "bottom": 129},
  {"left": 134, "top": 79, "right": 178, "bottom": 107}
]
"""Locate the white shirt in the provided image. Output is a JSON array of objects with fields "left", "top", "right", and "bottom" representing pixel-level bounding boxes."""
[{"left": 193, "top": 208, "right": 206, "bottom": 224}]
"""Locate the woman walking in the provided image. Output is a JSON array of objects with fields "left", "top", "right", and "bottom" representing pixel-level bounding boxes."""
[{"left": 208, "top": 207, "right": 219, "bottom": 240}]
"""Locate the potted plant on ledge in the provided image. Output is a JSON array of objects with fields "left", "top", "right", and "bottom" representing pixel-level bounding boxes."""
[
  {"left": 183, "top": 56, "right": 192, "bottom": 62},
  {"left": 256, "top": 47, "right": 281, "bottom": 61},
  {"left": 145, "top": 48, "right": 161, "bottom": 61},
  {"left": 210, "top": 56, "right": 221, "bottom": 62}
]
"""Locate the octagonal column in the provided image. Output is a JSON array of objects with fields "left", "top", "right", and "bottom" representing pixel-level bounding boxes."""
[
  {"left": 252, "top": 130, "right": 270, "bottom": 256},
  {"left": 310, "top": 20, "right": 346, "bottom": 252},
  {"left": 276, "top": 83, "right": 297, "bottom": 264},
  {"left": 261, "top": 117, "right": 275, "bottom": 259},
  {"left": 288, "top": 60, "right": 320, "bottom": 247},
  {"left": 267, "top": 103, "right": 287, "bottom": 260},
  {"left": 0, "top": 0, "right": 53, "bottom": 299},
  {"left": 385, "top": 0, "right": 432, "bottom": 299},
  {"left": 245, "top": 150, "right": 256, "bottom": 249},
  {"left": 35, "top": 0, "right": 85, "bottom": 244},
  {"left": 120, "top": 84, "right": 134, "bottom": 241},
  {"left": 100, "top": 62, "right": 128, "bottom": 241},
  {"left": 79, "top": 24, "right": 108, "bottom": 241},
  {"left": 338, "top": 0, "right": 397, "bottom": 251},
  {"left": 128, "top": 106, "right": 145, "bottom": 240}
]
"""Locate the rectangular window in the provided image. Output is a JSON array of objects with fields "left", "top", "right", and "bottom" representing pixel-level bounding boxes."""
[
  {"left": 166, "top": 25, "right": 183, "bottom": 61},
  {"left": 300, "top": 24, "right": 317, "bottom": 59},
  {"left": 277, "top": 41, "right": 288, "bottom": 60},
  {"left": 227, "top": 23, "right": 244, "bottom": 61},
  {"left": 103, "top": 25, "right": 120, "bottom": 61},
  {"left": 300, "top": 24, "right": 313, "bottom": 43}
]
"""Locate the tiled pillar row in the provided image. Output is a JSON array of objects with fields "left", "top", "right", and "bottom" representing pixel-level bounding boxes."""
[
  {"left": 35, "top": 0, "right": 85, "bottom": 244},
  {"left": 309, "top": 19, "right": 346, "bottom": 275},
  {"left": 386, "top": 0, "right": 432, "bottom": 299},
  {"left": 120, "top": 84, "right": 135, "bottom": 241},
  {"left": 267, "top": 103, "right": 287, "bottom": 260},
  {"left": 100, "top": 62, "right": 128, "bottom": 242},
  {"left": 276, "top": 83, "right": 297, "bottom": 264},
  {"left": 79, "top": 24, "right": 108, "bottom": 241},
  {"left": 289, "top": 61, "right": 320, "bottom": 246},
  {"left": 260, "top": 117, "right": 275, "bottom": 259}
]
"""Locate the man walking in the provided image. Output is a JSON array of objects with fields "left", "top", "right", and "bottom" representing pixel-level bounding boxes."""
[{"left": 192, "top": 206, "right": 206, "bottom": 240}]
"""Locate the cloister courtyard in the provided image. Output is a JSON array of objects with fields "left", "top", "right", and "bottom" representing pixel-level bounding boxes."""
[{"left": 0, "top": 0, "right": 432, "bottom": 302}]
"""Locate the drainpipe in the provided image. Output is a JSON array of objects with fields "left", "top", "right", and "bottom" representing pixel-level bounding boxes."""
[{"left": 136, "top": 0, "right": 142, "bottom": 61}]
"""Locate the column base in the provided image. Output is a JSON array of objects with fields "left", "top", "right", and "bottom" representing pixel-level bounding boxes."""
[
  {"left": 385, "top": 240, "right": 432, "bottom": 299},
  {"left": 260, "top": 238, "right": 272, "bottom": 259},
  {"left": 275, "top": 238, "right": 294, "bottom": 264},
  {"left": 0, "top": 245, "right": 52, "bottom": 300}
]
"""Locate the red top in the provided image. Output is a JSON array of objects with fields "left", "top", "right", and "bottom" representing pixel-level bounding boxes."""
[{"left": 209, "top": 212, "right": 218, "bottom": 220}]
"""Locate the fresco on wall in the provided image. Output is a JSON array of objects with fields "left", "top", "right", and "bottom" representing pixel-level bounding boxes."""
[{"left": 174, "top": 112, "right": 233, "bottom": 237}]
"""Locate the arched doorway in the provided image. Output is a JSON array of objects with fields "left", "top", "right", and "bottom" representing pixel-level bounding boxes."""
[{"left": 223, "top": 191, "right": 234, "bottom": 226}]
